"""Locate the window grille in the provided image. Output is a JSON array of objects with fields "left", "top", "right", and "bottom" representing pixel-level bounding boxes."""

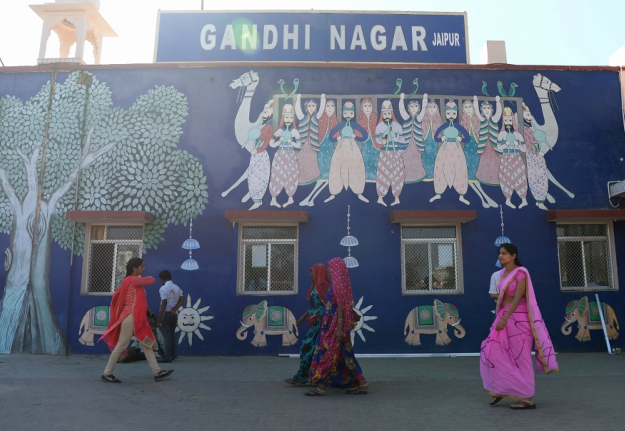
[
  {"left": 401, "top": 226, "right": 461, "bottom": 295},
  {"left": 556, "top": 223, "right": 616, "bottom": 291},
  {"left": 238, "top": 225, "right": 298, "bottom": 295},
  {"left": 85, "top": 225, "right": 144, "bottom": 294}
]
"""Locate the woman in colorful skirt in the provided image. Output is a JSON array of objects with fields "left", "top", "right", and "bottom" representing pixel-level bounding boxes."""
[
  {"left": 285, "top": 263, "right": 330, "bottom": 386},
  {"left": 307, "top": 258, "right": 370, "bottom": 396},
  {"left": 480, "top": 243, "right": 558, "bottom": 409},
  {"left": 100, "top": 257, "right": 173, "bottom": 383}
]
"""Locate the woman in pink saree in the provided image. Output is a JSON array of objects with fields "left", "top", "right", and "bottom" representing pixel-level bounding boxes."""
[{"left": 480, "top": 243, "right": 558, "bottom": 409}]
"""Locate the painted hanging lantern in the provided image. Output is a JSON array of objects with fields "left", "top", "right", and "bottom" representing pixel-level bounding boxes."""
[
  {"left": 181, "top": 219, "right": 200, "bottom": 270},
  {"left": 341, "top": 205, "right": 359, "bottom": 268},
  {"left": 494, "top": 205, "right": 511, "bottom": 268}
]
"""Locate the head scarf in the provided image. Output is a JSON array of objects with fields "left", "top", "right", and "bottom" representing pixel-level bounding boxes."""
[
  {"left": 306, "top": 263, "right": 330, "bottom": 304},
  {"left": 357, "top": 97, "right": 378, "bottom": 136}
]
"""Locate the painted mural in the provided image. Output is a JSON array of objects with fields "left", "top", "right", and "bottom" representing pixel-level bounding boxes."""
[
  {"left": 78, "top": 305, "right": 110, "bottom": 346},
  {"left": 404, "top": 300, "right": 466, "bottom": 346},
  {"left": 223, "top": 71, "right": 574, "bottom": 211},
  {"left": 236, "top": 300, "right": 298, "bottom": 347},
  {"left": 350, "top": 296, "right": 377, "bottom": 345},
  {"left": 561, "top": 297, "right": 620, "bottom": 342},
  {"left": 0, "top": 71, "right": 208, "bottom": 354},
  {"left": 176, "top": 294, "right": 213, "bottom": 346}
]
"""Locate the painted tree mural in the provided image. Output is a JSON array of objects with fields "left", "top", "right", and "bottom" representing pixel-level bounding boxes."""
[{"left": 0, "top": 71, "right": 208, "bottom": 354}]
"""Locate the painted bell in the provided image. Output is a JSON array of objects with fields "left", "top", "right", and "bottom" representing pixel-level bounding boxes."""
[
  {"left": 344, "top": 256, "right": 359, "bottom": 268},
  {"left": 181, "top": 258, "right": 199, "bottom": 270},
  {"left": 340, "top": 235, "right": 359, "bottom": 247},
  {"left": 182, "top": 238, "right": 200, "bottom": 250}
]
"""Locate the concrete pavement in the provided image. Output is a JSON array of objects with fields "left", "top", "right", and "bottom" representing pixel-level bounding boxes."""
[{"left": 0, "top": 353, "right": 623, "bottom": 431}]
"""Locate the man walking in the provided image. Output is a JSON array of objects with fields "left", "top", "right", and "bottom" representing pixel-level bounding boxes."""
[{"left": 157, "top": 270, "right": 184, "bottom": 363}]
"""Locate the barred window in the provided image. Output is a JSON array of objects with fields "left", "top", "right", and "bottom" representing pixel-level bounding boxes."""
[
  {"left": 556, "top": 223, "right": 617, "bottom": 291},
  {"left": 83, "top": 225, "right": 144, "bottom": 295},
  {"left": 401, "top": 225, "right": 462, "bottom": 295},
  {"left": 237, "top": 225, "right": 298, "bottom": 295}
]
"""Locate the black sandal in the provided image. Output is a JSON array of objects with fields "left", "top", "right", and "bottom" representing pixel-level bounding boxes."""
[
  {"left": 510, "top": 402, "right": 536, "bottom": 410},
  {"left": 490, "top": 396, "right": 503, "bottom": 406},
  {"left": 304, "top": 388, "right": 326, "bottom": 396},
  {"left": 101, "top": 374, "right": 122, "bottom": 383},
  {"left": 154, "top": 369, "right": 174, "bottom": 382}
]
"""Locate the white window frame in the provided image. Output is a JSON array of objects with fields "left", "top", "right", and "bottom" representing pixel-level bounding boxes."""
[
  {"left": 555, "top": 221, "right": 619, "bottom": 292},
  {"left": 400, "top": 223, "right": 464, "bottom": 295},
  {"left": 236, "top": 223, "right": 299, "bottom": 296},
  {"left": 81, "top": 223, "right": 144, "bottom": 296}
]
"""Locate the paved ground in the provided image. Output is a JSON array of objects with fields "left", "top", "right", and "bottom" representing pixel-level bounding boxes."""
[{"left": 0, "top": 352, "right": 623, "bottom": 431}]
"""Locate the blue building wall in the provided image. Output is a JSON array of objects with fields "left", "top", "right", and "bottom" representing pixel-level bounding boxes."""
[{"left": 0, "top": 64, "right": 624, "bottom": 356}]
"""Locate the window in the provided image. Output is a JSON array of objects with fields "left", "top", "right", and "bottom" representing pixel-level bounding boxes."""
[
  {"left": 83, "top": 225, "right": 144, "bottom": 295},
  {"left": 556, "top": 223, "right": 617, "bottom": 291},
  {"left": 237, "top": 225, "right": 298, "bottom": 295},
  {"left": 401, "top": 225, "right": 462, "bottom": 295}
]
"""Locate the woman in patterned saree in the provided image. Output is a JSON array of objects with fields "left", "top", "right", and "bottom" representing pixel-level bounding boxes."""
[
  {"left": 285, "top": 264, "right": 330, "bottom": 386},
  {"left": 307, "top": 258, "right": 370, "bottom": 396},
  {"left": 101, "top": 258, "right": 174, "bottom": 383},
  {"left": 480, "top": 244, "right": 558, "bottom": 409}
]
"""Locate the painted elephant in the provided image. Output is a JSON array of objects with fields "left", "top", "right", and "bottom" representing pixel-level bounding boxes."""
[
  {"left": 561, "top": 297, "right": 620, "bottom": 342},
  {"left": 236, "top": 300, "right": 298, "bottom": 347},
  {"left": 78, "top": 306, "right": 110, "bottom": 346},
  {"left": 404, "top": 299, "right": 466, "bottom": 346}
]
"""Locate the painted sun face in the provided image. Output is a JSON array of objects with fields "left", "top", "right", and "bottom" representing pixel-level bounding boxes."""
[
  {"left": 362, "top": 102, "right": 373, "bottom": 116},
  {"left": 325, "top": 101, "right": 335, "bottom": 116},
  {"left": 176, "top": 294, "right": 214, "bottom": 346}
]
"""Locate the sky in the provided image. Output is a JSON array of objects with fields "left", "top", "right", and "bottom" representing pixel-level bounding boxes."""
[{"left": 0, "top": 0, "right": 624, "bottom": 66}]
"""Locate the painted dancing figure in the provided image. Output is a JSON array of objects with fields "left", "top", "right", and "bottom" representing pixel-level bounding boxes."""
[
  {"left": 522, "top": 103, "right": 549, "bottom": 210},
  {"left": 269, "top": 104, "right": 302, "bottom": 208},
  {"left": 462, "top": 98, "right": 498, "bottom": 208},
  {"left": 295, "top": 94, "right": 321, "bottom": 186},
  {"left": 357, "top": 97, "right": 379, "bottom": 181},
  {"left": 430, "top": 101, "right": 471, "bottom": 205},
  {"left": 325, "top": 101, "right": 369, "bottom": 203},
  {"left": 497, "top": 107, "right": 528, "bottom": 209},
  {"left": 475, "top": 95, "right": 502, "bottom": 195},
  {"left": 247, "top": 100, "right": 274, "bottom": 210},
  {"left": 418, "top": 94, "right": 443, "bottom": 181},
  {"left": 374, "top": 100, "right": 407, "bottom": 206},
  {"left": 398, "top": 93, "right": 427, "bottom": 185}
]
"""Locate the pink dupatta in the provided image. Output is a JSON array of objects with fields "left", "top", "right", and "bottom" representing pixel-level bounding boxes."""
[{"left": 496, "top": 267, "right": 559, "bottom": 374}]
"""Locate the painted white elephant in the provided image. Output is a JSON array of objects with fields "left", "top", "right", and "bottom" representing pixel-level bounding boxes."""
[
  {"left": 236, "top": 300, "right": 298, "bottom": 347},
  {"left": 561, "top": 296, "right": 620, "bottom": 342},
  {"left": 78, "top": 306, "right": 111, "bottom": 346},
  {"left": 404, "top": 299, "right": 466, "bottom": 346}
]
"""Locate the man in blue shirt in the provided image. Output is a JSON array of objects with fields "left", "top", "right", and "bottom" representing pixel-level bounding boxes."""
[{"left": 157, "top": 270, "right": 184, "bottom": 363}]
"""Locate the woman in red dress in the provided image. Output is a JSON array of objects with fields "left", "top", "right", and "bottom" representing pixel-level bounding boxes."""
[{"left": 100, "top": 258, "right": 173, "bottom": 383}]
